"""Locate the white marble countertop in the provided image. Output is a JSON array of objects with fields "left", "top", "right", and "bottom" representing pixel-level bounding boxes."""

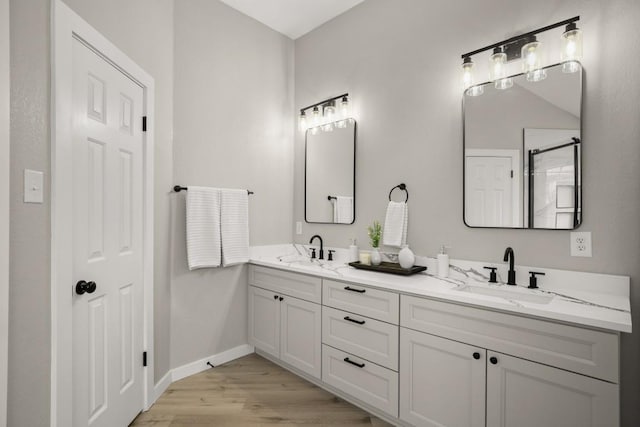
[{"left": 249, "top": 244, "right": 632, "bottom": 333}]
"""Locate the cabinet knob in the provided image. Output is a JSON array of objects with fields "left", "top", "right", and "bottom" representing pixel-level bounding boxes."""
[
  {"left": 279, "top": 297, "right": 284, "bottom": 301},
  {"left": 490, "top": 356, "right": 498, "bottom": 365},
  {"left": 473, "top": 352, "right": 480, "bottom": 360},
  {"left": 274, "top": 295, "right": 278, "bottom": 300}
]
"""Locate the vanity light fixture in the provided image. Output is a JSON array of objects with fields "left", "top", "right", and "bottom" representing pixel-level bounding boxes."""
[
  {"left": 460, "top": 16, "right": 580, "bottom": 92},
  {"left": 561, "top": 22, "right": 583, "bottom": 73},
  {"left": 298, "top": 93, "right": 351, "bottom": 133}
]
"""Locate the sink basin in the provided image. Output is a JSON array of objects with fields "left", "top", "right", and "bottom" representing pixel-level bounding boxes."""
[{"left": 456, "top": 285, "right": 554, "bottom": 304}]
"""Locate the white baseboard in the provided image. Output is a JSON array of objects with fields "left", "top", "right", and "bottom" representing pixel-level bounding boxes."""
[
  {"left": 153, "top": 370, "right": 172, "bottom": 402},
  {"left": 171, "top": 344, "right": 255, "bottom": 383}
]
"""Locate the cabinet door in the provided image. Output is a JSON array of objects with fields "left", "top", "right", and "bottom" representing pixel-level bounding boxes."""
[
  {"left": 487, "top": 352, "right": 619, "bottom": 427},
  {"left": 280, "top": 296, "right": 322, "bottom": 379},
  {"left": 400, "top": 328, "right": 486, "bottom": 427},
  {"left": 248, "top": 285, "right": 280, "bottom": 358}
]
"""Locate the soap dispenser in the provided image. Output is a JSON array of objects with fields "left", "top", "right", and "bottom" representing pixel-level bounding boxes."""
[
  {"left": 437, "top": 245, "right": 450, "bottom": 278},
  {"left": 349, "top": 239, "right": 359, "bottom": 263}
]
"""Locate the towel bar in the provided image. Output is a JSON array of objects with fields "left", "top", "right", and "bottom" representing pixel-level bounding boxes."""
[{"left": 173, "top": 185, "right": 254, "bottom": 195}]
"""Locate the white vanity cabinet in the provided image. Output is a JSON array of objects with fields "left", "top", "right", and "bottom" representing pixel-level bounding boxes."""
[
  {"left": 400, "top": 295, "right": 620, "bottom": 427},
  {"left": 248, "top": 267, "right": 322, "bottom": 379},
  {"left": 247, "top": 264, "right": 624, "bottom": 427}
]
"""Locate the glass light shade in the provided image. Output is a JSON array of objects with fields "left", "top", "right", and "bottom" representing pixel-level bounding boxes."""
[
  {"left": 490, "top": 50, "right": 513, "bottom": 90},
  {"left": 340, "top": 96, "right": 350, "bottom": 118},
  {"left": 462, "top": 59, "right": 475, "bottom": 90},
  {"left": 311, "top": 106, "right": 320, "bottom": 126},
  {"left": 522, "top": 40, "right": 546, "bottom": 82},
  {"left": 324, "top": 103, "right": 336, "bottom": 122},
  {"left": 561, "top": 27, "right": 582, "bottom": 73},
  {"left": 298, "top": 112, "right": 307, "bottom": 131}
]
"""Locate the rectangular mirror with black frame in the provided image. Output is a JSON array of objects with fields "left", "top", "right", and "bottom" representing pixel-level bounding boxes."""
[
  {"left": 464, "top": 62, "right": 582, "bottom": 229},
  {"left": 305, "top": 119, "right": 356, "bottom": 224}
]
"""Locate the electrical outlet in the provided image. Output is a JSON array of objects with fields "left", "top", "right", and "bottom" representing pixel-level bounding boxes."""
[
  {"left": 570, "top": 231, "right": 592, "bottom": 257},
  {"left": 296, "top": 221, "right": 302, "bottom": 235}
]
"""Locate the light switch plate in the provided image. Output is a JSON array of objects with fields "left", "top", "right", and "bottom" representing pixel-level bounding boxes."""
[
  {"left": 24, "top": 169, "right": 44, "bottom": 204},
  {"left": 296, "top": 221, "right": 302, "bottom": 235},
  {"left": 570, "top": 231, "right": 592, "bottom": 257}
]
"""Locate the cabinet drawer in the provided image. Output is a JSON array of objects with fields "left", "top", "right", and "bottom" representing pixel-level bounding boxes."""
[
  {"left": 401, "top": 295, "right": 619, "bottom": 383},
  {"left": 322, "top": 344, "right": 398, "bottom": 418},
  {"left": 249, "top": 265, "right": 322, "bottom": 303},
  {"left": 323, "top": 279, "right": 399, "bottom": 324},
  {"left": 322, "top": 306, "right": 399, "bottom": 370}
]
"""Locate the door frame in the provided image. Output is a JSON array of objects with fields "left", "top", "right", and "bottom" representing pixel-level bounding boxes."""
[
  {"left": 51, "top": 1, "right": 155, "bottom": 426},
  {"left": 0, "top": 0, "right": 9, "bottom": 424}
]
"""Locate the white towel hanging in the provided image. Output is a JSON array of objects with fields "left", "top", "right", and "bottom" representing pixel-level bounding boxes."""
[
  {"left": 382, "top": 201, "right": 408, "bottom": 248},
  {"left": 186, "top": 186, "right": 221, "bottom": 270},
  {"left": 221, "top": 189, "right": 250, "bottom": 266}
]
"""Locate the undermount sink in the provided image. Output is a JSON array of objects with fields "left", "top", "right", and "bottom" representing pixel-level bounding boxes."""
[
  {"left": 278, "top": 255, "right": 340, "bottom": 270},
  {"left": 455, "top": 284, "right": 555, "bottom": 305}
]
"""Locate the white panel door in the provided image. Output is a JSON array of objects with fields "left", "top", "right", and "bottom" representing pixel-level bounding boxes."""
[
  {"left": 487, "top": 352, "right": 619, "bottom": 427},
  {"left": 280, "top": 296, "right": 321, "bottom": 379},
  {"left": 248, "top": 286, "right": 280, "bottom": 358},
  {"left": 399, "top": 328, "right": 486, "bottom": 427},
  {"left": 465, "top": 155, "right": 515, "bottom": 227},
  {"left": 72, "top": 38, "right": 144, "bottom": 427}
]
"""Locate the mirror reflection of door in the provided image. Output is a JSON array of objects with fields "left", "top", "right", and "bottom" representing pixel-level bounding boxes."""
[
  {"left": 305, "top": 120, "right": 356, "bottom": 224},
  {"left": 465, "top": 149, "right": 521, "bottom": 227}
]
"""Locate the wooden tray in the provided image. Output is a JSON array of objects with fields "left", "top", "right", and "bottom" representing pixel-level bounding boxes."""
[{"left": 348, "top": 261, "right": 427, "bottom": 276}]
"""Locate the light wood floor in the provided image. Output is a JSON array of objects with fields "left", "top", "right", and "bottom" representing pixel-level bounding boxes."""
[{"left": 131, "top": 353, "right": 392, "bottom": 426}]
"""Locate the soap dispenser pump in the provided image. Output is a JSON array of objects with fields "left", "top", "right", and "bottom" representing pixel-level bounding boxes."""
[{"left": 437, "top": 245, "right": 450, "bottom": 278}]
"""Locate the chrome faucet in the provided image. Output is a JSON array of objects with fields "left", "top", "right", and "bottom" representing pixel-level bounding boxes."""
[
  {"left": 309, "top": 235, "right": 324, "bottom": 260},
  {"left": 503, "top": 247, "right": 516, "bottom": 285}
]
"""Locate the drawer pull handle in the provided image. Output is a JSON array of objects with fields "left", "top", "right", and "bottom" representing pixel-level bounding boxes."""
[
  {"left": 344, "top": 286, "right": 366, "bottom": 293},
  {"left": 344, "top": 316, "right": 365, "bottom": 325},
  {"left": 344, "top": 357, "right": 365, "bottom": 368}
]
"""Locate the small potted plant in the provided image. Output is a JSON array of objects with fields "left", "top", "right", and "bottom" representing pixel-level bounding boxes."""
[{"left": 367, "top": 220, "right": 382, "bottom": 265}]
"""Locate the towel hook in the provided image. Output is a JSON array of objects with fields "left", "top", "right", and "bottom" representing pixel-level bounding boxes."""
[{"left": 388, "top": 183, "right": 408, "bottom": 203}]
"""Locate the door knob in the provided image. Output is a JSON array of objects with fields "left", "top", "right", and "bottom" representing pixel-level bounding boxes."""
[{"left": 76, "top": 280, "right": 97, "bottom": 295}]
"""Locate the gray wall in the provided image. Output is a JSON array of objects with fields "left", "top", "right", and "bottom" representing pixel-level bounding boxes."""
[
  {"left": 0, "top": 0, "right": 9, "bottom": 423},
  {"left": 171, "top": 0, "right": 294, "bottom": 368},
  {"left": 293, "top": 0, "right": 640, "bottom": 425},
  {"left": 9, "top": 0, "right": 174, "bottom": 425}
]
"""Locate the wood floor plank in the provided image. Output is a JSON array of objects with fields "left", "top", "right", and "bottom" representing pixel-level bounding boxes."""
[{"left": 131, "top": 353, "right": 392, "bottom": 426}]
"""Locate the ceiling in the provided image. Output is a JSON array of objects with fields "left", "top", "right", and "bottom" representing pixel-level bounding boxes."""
[{"left": 219, "top": 0, "right": 366, "bottom": 39}]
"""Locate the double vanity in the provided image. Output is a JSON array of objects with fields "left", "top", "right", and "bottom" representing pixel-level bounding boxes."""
[{"left": 247, "top": 244, "right": 631, "bottom": 427}]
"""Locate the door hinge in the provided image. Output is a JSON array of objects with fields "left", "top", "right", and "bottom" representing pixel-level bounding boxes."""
[
  {"left": 142, "top": 116, "right": 147, "bottom": 132},
  {"left": 143, "top": 351, "right": 148, "bottom": 367},
  {"left": 510, "top": 170, "right": 514, "bottom": 178}
]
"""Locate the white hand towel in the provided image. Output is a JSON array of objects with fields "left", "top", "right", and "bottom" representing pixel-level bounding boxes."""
[
  {"left": 186, "top": 186, "right": 221, "bottom": 270},
  {"left": 221, "top": 189, "right": 250, "bottom": 267},
  {"left": 333, "top": 196, "right": 353, "bottom": 224},
  {"left": 382, "top": 201, "right": 408, "bottom": 248}
]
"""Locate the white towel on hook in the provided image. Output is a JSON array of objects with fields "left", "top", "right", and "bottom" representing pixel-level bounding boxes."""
[
  {"left": 186, "top": 186, "right": 221, "bottom": 270},
  {"left": 221, "top": 189, "right": 250, "bottom": 266},
  {"left": 333, "top": 196, "right": 353, "bottom": 224},
  {"left": 382, "top": 201, "right": 408, "bottom": 248}
]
